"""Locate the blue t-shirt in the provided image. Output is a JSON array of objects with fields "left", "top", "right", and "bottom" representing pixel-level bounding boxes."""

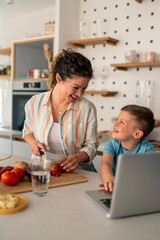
[{"left": 103, "top": 139, "right": 155, "bottom": 175}]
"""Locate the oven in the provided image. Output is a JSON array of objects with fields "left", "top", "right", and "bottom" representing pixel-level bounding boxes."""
[{"left": 12, "top": 81, "right": 49, "bottom": 134}]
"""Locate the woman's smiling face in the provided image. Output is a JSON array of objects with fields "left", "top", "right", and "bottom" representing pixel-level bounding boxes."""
[
  {"left": 112, "top": 110, "right": 138, "bottom": 141},
  {"left": 59, "top": 76, "right": 90, "bottom": 103}
]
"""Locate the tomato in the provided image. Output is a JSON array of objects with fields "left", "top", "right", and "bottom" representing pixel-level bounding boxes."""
[
  {"left": 59, "top": 165, "right": 66, "bottom": 173},
  {"left": 50, "top": 164, "right": 66, "bottom": 178},
  {"left": 54, "top": 163, "right": 60, "bottom": 172},
  {"left": 56, "top": 172, "right": 61, "bottom": 177},
  {"left": 50, "top": 170, "right": 57, "bottom": 176},
  {"left": 50, "top": 170, "right": 61, "bottom": 177},
  {"left": 54, "top": 163, "right": 66, "bottom": 173},
  {"left": 11, "top": 168, "right": 25, "bottom": 180},
  {"left": 1, "top": 171, "right": 19, "bottom": 186}
]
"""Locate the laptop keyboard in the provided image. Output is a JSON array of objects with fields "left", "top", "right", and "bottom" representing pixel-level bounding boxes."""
[{"left": 100, "top": 198, "right": 112, "bottom": 208}]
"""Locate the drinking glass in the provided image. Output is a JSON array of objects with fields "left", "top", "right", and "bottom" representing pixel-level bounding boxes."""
[
  {"left": 145, "top": 52, "right": 156, "bottom": 62},
  {"left": 79, "top": 21, "right": 87, "bottom": 39},
  {"left": 136, "top": 80, "right": 154, "bottom": 108},
  {"left": 30, "top": 159, "right": 52, "bottom": 197},
  {"left": 97, "top": 18, "right": 106, "bottom": 37},
  {"left": 124, "top": 50, "right": 136, "bottom": 63}
]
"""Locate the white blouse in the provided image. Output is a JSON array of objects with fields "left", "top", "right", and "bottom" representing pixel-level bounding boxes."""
[{"left": 48, "top": 122, "right": 65, "bottom": 158}]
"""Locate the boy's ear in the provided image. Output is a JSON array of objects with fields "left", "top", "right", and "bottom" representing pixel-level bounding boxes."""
[{"left": 134, "top": 130, "right": 144, "bottom": 139}]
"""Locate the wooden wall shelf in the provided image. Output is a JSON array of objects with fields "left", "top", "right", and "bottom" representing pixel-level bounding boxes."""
[
  {"left": 68, "top": 37, "right": 119, "bottom": 48},
  {"left": 0, "top": 75, "right": 11, "bottom": 79},
  {"left": 0, "top": 48, "right": 11, "bottom": 55},
  {"left": 110, "top": 62, "right": 160, "bottom": 71},
  {"left": 0, "top": 134, "right": 10, "bottom": 139},
  {"left": 135, "top": 0, "right": 142, "bottom": 3},
  {"left": 85, "top": 90, "right": 118, "bottom": 97},
  {"left": 12, "top": 135, "right": 25, "bottom": 142},
  {"left": 13, "top": 78, "right": 49, "bottom": 81}
]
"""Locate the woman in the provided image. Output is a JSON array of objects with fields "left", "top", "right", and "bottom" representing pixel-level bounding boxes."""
[{"left": 23, "top": 48, "right": 99, "bottom": 172}]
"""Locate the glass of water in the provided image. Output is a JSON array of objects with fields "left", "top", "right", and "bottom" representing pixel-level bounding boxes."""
[{"left": 30, "top": 158, "right": 52, "bottom": 197}]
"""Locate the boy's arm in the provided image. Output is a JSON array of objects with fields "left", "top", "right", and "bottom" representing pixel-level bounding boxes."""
[{"left": 99, "top": 153, "right": 114, "bottom": 192}]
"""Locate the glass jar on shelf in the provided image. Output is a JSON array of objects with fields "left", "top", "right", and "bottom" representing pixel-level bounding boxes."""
[{"left": 0, "top": 65, "right": 4, "bottom": 75}]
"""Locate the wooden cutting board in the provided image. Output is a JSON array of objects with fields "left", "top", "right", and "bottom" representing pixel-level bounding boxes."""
[
  {"left": 0, "top": 153, "right": 12, "bottom": 161},
  {"left": 0, "top": 172, "right": 88, "bottom": 194}
]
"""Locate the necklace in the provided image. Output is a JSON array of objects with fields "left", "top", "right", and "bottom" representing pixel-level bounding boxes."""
[{"left": 52, "top": 104, "right": 62, "bottom": 115}]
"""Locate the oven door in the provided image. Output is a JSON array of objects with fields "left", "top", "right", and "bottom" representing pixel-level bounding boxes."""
[{"left": 12, "top": 91, "right": 39, "bottom": 133}]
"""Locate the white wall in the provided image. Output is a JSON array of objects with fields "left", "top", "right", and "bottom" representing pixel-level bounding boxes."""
[
  {"left": 0, "top": 6, "right": 55, "bottom": 47},
  {"left": 54, "top": 0, "right": 79, "bottom": 55},
  {"left": 76, "top": 0, "right": 160, "bottom": 141}
]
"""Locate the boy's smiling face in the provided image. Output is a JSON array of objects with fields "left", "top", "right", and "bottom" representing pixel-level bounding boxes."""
[{"left": 112, "top": 110, "right": 139, "bottom": 141}]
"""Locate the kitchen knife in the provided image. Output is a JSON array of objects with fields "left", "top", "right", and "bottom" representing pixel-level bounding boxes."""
[{"left": 40, "top": 149, "right": 63, "bottom": 163}]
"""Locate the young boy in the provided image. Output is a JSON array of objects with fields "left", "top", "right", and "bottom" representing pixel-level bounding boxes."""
[{"left": 99, "top": 104, "right": 155, "bottom": 192}]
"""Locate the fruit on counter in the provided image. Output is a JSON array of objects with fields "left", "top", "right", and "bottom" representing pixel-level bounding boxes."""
[
  {"left": 13, "top": 161, "right": 29, "bottom": 170},
  {"left": 1, "top": 171, "right": 20, "bottom": 186},
  {"left": 25, "top": 166, "right": 32, "bottom": 181},
  {"left": 0, "top": 166, "right": 14, "bottom": 177},
  {"left": 50, "top": 170, "right": 61, "bottom": 177},
  {"left": 11, "top": 168, "right": 25, "bottom": 180},
  {"left": 54, "top": 163, "right": 66, "bottom": 173},
  {"left": 55, "top": 172, "right": 61, "bottom": 177},
  {"left": 0, "top": 194, "right": 19, "bottom": 209},
  {"left": 50, "top": 163, "right": 66, "bottom": 177}
]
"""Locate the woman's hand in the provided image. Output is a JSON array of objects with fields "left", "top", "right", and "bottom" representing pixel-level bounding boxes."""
[
  {"left": 31, "top": 141, "right": 46, "bottom": 157},
  {"left": 24, "top": 133, "right": 46, "bottom": 157},
  {"left": 60, "top": 155, "right": 80, "bottom": 172},
  {"left": 61, "top": 152, "right": 89, "bottom": 172}
]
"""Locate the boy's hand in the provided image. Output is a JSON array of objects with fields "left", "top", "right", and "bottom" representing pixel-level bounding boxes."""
[
  {"left": 100, "top": 153, "right": 114, "bottom": 192},
  {"left": 99, "top": 180, "right": 114, "bottom": 192}
]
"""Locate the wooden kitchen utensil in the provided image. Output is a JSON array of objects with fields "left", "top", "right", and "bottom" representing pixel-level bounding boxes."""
[{"left": 43, "top": 43, "right": 52, "bottom": 69}]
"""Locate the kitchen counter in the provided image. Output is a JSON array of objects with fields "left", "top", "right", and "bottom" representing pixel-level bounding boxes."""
[
  {"left": 0, "top": 153, "right": 160, "bottom": 240},
  {"left": 0, "top": 127, "right": 11, "bottom": 138}
]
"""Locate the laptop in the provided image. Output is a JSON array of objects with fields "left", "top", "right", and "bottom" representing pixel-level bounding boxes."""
[{"left": 86, "top": 152, "right": 160, "bottom": 219}]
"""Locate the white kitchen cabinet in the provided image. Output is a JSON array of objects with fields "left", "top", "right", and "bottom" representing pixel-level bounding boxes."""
[
  {"left": 12, "top": 140, "right": 32, "bottom": 159},
  {"left": 0, "top": 137, "right": 11, "bottom": 154}
]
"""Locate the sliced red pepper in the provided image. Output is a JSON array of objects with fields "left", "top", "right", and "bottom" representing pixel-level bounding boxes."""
[
  {"left": 55, "top": 172, "right": 61, "bottom": 177},
  {"left": 54, "top": 163, "right": 60, "bottom": 172},
  {"left": 50, "top": 170, "right": 57, "bottom": 176},
  {"left": 50, "top": 164, "right": 66, "bottom": 177}
]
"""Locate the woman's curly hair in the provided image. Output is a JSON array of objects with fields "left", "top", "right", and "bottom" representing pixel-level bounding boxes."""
[{"left": 48, "top": 48, "right": 93, "bottom": 89}]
